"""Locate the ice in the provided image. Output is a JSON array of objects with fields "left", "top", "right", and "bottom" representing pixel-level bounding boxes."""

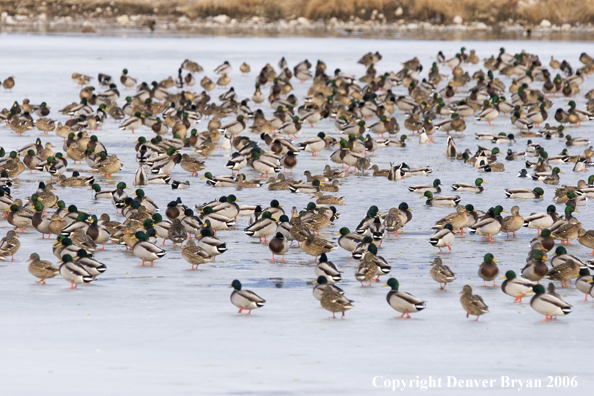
[{"left": 0, "top": 34, "right": 593, "bottom": 395}]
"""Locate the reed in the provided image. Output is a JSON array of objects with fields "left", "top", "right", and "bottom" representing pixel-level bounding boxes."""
[{"left": 2, "top": 0, "right": 594, "bottom": 24}]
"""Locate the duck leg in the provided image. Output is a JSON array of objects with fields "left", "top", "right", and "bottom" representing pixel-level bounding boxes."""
[{"left": 36, "top": 279, "right": 46, "bottom": 284}]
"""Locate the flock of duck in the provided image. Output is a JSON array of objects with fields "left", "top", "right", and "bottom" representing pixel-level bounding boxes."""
[{"left": 2, "top": 46, "right": 594, "bottom": 321}]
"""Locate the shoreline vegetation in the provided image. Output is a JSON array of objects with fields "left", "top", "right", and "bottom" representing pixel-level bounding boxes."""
[{"left": 1, "top": 0, "right": 594, "bottom": 37}]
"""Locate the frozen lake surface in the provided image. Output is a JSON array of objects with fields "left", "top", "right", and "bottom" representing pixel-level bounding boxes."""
[{"left": 0, "top": 35, "right": 593, "bottom": 395}]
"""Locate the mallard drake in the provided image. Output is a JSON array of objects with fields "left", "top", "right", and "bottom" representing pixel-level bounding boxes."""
[
  {"left": 229, "top": 279, "right": 265, "bottom": 315},
  {"left": 196, "top": 228, "right": 227, "bottom": 258},
  {"left": 74, "top": 249, "right": 106, "bottom": 279},
  {"left": 460, "top": 285, "right": 489, "bottom": 321},
  {"left": 576, "top": 268, "right": 594, "bottom": 301},
  {"left": 302, "top": 234, "right": 337, "bottom": 261},
  {"left": 89, "top": 183, "right": 114, "bottom": 199},
  {"left": 422, "top": 191, "right": 460, "bottom": 206},
  {"left": 505, "top": 187, "right": 544, "bottom": 199},
  {"left": 530, "top": 284, "right": 572, "bottom": 321},
  {"left": 268, "top": 232, "right": 289, "bottom": 261},
  {"left": 218, "top": 115, "right": 246, "bottom": 137},
  {"left": 384, "top": 278, "right": 426, "bottom": 318},
  {"left": 249, "top": 150, "right": 281, "bottom": 178},
  {"left": 565, "top": 135, "right": 590, "bottom": 147},
  {"left": 478, "top": 253, "right": 499, "bottom": 287},
  {"left": 85, "top": 215, "right": 111, "bottom": 249},
  {"left": 469, "top": 207, "right": 504, "bottom": 242},
  {"left": 408, "top": 179, "right": 442, "bottom": 194},
  {"left": 31, "top": 202, "right": 51, "bottom": 238},
  {"left": 524, "top": 205, "right": 558, "bottom": 232},
  {"left": 202, "top": 172, "right": 236, "bottom": 188},
  {"left": 0, "top": 230, "right": 20, "bottom": 260},
  {"left": 27, "top": 253, "right": 59, "bottom": 284},
  {"left": 289, "top": 179, "right": 320, "bottom": 194},
  {"left": 501, "top": 270, "right": 536, "bottom": 303},
  {"left": 452, "top": 178, "right": 486, "bottom": 193},
  {"left": 131, "top": 231, "right": 166, "bottom": 266},
  {"left": 244, "top": 211, "right": 277, "bottom": 242},
  {"left": 522, "top": 251, "right": 549, "bottom": 283},
  {"left": 475, "top": 101, "right": 499, "bottom": 125},
  {"left": 119, "top": 112, "right": 143, "bottom": 133},
  {"left": 59, "top": 254, "right": 93, "bottom": 289},
  {"left": 182, "top": 240, "right": 213, "bottom": 270},
  {"left": 314, "top": 253, "right": 341, "bottom": 283},
  {"left": 430, "top": 223, "right": 455, "bottom": 252},
  {"left": 501, "top": 205, "right": 524, "bottom": 238},
  {"left": 429, "top": 257, "right": 456, "bottom": 289},
  {"left": 336, "top": 227, "right": 364, "bottom": 252}
]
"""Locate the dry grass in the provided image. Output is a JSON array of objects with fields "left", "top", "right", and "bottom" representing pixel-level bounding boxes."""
[{"left": 2, "top": 0, "right": 594, "bottom": 24}]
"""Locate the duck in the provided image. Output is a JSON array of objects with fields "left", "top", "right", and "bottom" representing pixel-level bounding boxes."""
[
  {"left": 530, "top": 284, "right": 572, "bottom": 321},
  {"left": 302, "top": 234, "right": 337, "bottom": 261},
  {"left": 6, "top": 203, "right": 34, "bottom": 232},
  {"left": 311, "top": 192, "right": 345, "bottom": 206},
  {"left": 504, "top": 187, "right": 544, "bottom": 199},
  {"left": 452, "top": 178, "right": 486, "bottom": 193},
  {"left": 429, "top": 257, "right": 456, "bottom": 289},
  {"left": 336, "top": 227, "right": 364, "bottom": 252},
  {"left": 460, "top": 285, "right": 489, "bottom": 321},
  {"left": 314, "top": 253, "right": 341, "bottom": 283},
  {"left": 469, "top": 207, "right": 504, "bottom": 242},
  {"left": 59, "top": 254, "right": 93, "bottom": 289},
  {"left": 0, "top": 230, "right": 20, "bottom": 260},
  {"left": 545, "top": 249, "right": 584, "bottom": 287},
  {"left": 408, "top": 179, "right": 442, "bottom": 194},
  {"left": 202, "top": 172, "right": 236, "bottom": 188},
  {"left": 384, "top": 277, "right": 426, "bottom": 318},
  {"left": 432, "top": 205, "right": 468, "bottom": 233},
  {"left": 181, "top": 240, "right": 213, "bottom": 270},
  {"left": 551, "top": 217, "right": 581, "bottom": 245},
  {"left": 268, "top": 232, "right": 289, "bottom": 261},
  {"left": 229, "top": 279, "right": 266, "bottom": 315},
  {"left": 27, "top": 253, "right": 59, "bottom": 284},
  {"left": 180, "top": 154, "right": 206, "bottom": 177},
  {"left": 422, "top": 191, "right": 460, "bottom": 206},
  {"left": 501, "top": 205, "right": 524, "bottom": 238},
  {"left": 521, "top": 251, "right": 549, "bottom": 283},
  {"left": 478, "top": 253, "right": 499, "bottom": 287},
  {"left": 74, "top": 249, "right": 107, "bottom": 279},
  {"left": 576, "top": 268, "right": 594, "bottom": 301},
  {"left": 315, "top": 276, "right": 353, "bottom": 318},
  {"left": 500, "top": 270, "right": 536, "bottom": 303},
  {"left": 565, "top": 135, "right": 590, "bottom": 147},
  {"left": 578, "top": 229, "right": 594, "bottom": 254},
  {"left": 58, "top": 171, "right": 95, "bottom": 187},
  {"left": 244, "top": 211, "right": 277, "bottom": 243},
  {"left": 523, "top": 205, "right": 558, "bottom": 232},
  {"left": 430, "top": 224, "right": 455, "bottom": 252},
  {"left": 131, "top": 231, "right": 166, "bottom": 266}
]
